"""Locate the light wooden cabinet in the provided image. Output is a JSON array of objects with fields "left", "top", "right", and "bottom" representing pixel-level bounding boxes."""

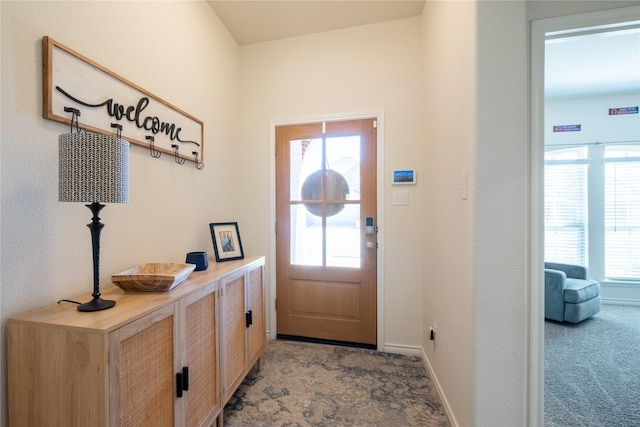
[
  {"left": 247, "top": 263, "right": 266, "bottom": 369},
  {"left": 7, "top": 256, "right": 265, "bottom": 427},
  {"left": 181, "top": 284, "right": 220, "bottom": 427},
  {"left": 108, "top": 281, "right": 219, "bottom": 427},
  {"left": 220, "top": 260, "right": 266, "bottom": 403},
  {"left": 109, "top": 303, "right": 179, "bottom": 426}
]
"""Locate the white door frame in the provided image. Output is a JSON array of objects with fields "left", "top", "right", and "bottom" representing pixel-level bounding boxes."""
[
  {"left": 529, "top": 6, "right": 640, "bottom": 426},
  {"left": 268, "top": 110, "right": 386, "bottom": 351}
]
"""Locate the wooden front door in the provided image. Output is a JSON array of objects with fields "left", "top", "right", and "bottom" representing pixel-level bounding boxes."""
[{"left": 275, "top": 119, "right": 377, "bottom": 346}]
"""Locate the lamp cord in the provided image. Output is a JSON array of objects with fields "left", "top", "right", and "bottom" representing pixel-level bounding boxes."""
[{"left": 57, "top": 299, "right": 81, "bottom": 305}]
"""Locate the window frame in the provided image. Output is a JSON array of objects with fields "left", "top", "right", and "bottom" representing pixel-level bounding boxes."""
[{"left": 544, "top": 142, "right": 640, "bottom": 284}]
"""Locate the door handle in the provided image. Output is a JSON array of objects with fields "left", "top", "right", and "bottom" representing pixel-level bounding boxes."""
[{"left": 365, "top": 242, "right": 375, "bottom": 250}]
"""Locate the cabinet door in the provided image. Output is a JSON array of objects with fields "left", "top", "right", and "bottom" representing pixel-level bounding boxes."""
[
  {"left": 221, "top": 270, "right": 247, "bottom": 401},
  {"left": 109, "top": 304, "right": 177, "bottom": 427},
  {"left": 247, "top": 263, "right": 266, "bottom": 366},
  {"left": 180, "top": 281, "right": 220, "bottom": 427}
]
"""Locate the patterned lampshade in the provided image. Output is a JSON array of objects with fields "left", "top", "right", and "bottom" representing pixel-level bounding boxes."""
[{"left": 59, "top": 132, "right": 129, "bottom": 203}]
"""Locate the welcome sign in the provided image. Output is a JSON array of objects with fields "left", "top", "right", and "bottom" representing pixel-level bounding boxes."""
[{"left": 42, "top": 36, "right": 204, "bottom": 164}]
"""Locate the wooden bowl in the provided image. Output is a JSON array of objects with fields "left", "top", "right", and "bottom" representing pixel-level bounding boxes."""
[{"left": 111, "top": 263, "right": 196, "bottom": 292}]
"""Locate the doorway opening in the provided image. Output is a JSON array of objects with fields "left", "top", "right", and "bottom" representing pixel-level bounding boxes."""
[
  {"left": 268, "top": 112, "right": 386, "bottom": 351},
  {"left": 531, "top": 6, "right": 640, "bottom": 426},
  {"left": 274, "top": 119, "right": 378, "bottom": 347}
]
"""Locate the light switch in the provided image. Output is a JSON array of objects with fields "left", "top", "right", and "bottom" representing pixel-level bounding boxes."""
[
  {"left": 462, "top": 173, "right": 468, "bottom": 200},
  {"left": 392, "top": 190, "right": 409, "bottom": 206}
]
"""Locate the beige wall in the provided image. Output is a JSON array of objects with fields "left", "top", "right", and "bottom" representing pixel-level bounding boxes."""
[
  {"left": 1, "top": 1, "right": 240, "bottom": 423},
  {"left": 421, "top": 2, "right": 477, "bottom": 425},
  {"left": 473, "top": 2, "right": 530, "bottom": 424},
  {"left": 420, "top": 2, "right": 637, "bottom": 425},
  {"left": 237, "top": 17, "right": 426, "bottom": 349},
  {"left": 1, "top": 4, "right": 427, "bottom": 423}
]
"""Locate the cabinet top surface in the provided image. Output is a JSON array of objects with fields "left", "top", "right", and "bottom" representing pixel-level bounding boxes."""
[{"left": 8, "top": 256, "right": 265, "bottom": 333}]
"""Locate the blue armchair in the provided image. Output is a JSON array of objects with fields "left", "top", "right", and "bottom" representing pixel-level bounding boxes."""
[{"left": 544, "top": 262, "right": 601, "bottom": 323}]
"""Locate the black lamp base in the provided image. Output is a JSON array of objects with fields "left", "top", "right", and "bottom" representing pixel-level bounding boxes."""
[{"left": 77, "top": 298, "right": 116, "bottom": 312}]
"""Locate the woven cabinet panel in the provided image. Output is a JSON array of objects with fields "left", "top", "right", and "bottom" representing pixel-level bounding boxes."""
[
  {"left": 185, "top": 292, "right": 217, "bottom": 427},
  {"left": 224, "top": 277, "right": 246, "bottom": 392},
  {"left": 248, "top": 267, "right": 265, "bottom": 360},
  {"left": 119, "top": 316, "right": 174, "bottom": 427}
]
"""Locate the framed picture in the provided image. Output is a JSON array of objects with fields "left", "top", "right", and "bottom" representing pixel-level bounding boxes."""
[{"left": 209, "top": 222, "right": 244, "bottom": 262}]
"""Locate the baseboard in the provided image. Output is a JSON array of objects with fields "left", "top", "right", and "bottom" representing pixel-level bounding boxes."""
[
  {"left": 602, "top": 298, "right": 640, "bottom": 306},
  {"left": 420, "top": 347, "right": 459, "bottom": 427},
  {"left": 383, "top": 344, "right": 457, "bottom": 426},
  {"left": 382, "top": 343, "right": 423, "bottom": 357}
]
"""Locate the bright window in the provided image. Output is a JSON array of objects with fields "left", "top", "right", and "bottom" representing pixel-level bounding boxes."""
[
  {"left": 604, "top": 146, "right": 640, "bottom": 279},
  {"left": 545, "top": 143, "right": 640, "bottom": 282},
  {"left": 544, "top": 147, "right": 589, "bottom": 266}
]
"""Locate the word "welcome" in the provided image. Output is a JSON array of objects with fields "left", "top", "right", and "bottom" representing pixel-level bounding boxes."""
[{"left": 56, "top": 86, "right": 198, "bottom": 145}]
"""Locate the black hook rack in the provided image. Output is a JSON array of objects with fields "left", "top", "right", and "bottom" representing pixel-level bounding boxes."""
[
  {"left": 147, "top": 136, "right": 161, "bottom": 158},
  {"left": 110, "top": 123, "right": 122, "bottom": 139},
  {"left": 192, "top": 151, "right": 205, "bottom": 170},
  {"left": 63, "top": 107, "right": 86, "bottom": 134},
  {"left": 172, "top": 144, "right": 186, "bottom": 165}
]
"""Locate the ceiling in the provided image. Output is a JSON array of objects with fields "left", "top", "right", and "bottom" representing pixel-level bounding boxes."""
[
  {"left": 545, "top": 25, "right": 640, "bottom": 98},
  {"left": 208, "top": 1, "right": 640, "bottom": 98},
  {"left": 207, "top": 1, "right": 426, "bottom": 45}
]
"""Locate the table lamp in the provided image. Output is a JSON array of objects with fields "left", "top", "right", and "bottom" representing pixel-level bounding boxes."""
[{"left": 59, "top": 130, "right": 129, "bottom": 311}]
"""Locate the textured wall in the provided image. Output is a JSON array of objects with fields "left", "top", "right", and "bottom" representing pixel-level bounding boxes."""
[
  {"left": 419, "top": 2, "right": 638, "bottom": 426},
  {"left": 473, "top": 2, "right": 529, "bottom": 425},
  {"left": 0, "top": 2, "right": 240, "bottom": 423}
]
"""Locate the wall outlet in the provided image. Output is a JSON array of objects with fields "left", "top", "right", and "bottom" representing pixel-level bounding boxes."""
[{"left": 429, "top": 325, "right": 436, "bottom": 341}]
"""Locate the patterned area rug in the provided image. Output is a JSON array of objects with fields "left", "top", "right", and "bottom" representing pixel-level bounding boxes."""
[{"left": 223, "top": 339, "right": 450, "bottom": 426}]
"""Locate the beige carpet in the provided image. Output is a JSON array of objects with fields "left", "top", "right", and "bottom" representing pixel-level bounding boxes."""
[
  {"left": 223, "top": 339, "right": 450, "bottom": 426},
  {"left": 544, "top": 304, "right": 640, "bottom": 427}
]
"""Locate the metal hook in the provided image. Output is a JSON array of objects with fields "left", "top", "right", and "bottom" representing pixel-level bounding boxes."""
[
  {"left": 172, "top": 144, "right": 186, "bottom": 165},
  {"left": 147, "top": 136, "right": 161, "bottom": 158},
  {"left": 63, "top": 107, "right": 81, "bottom": 134},
  {"left": 110, "top": 123, "right": 122, "bottom": 139},
  {"left": 192, "top": 151, "right": 205, "bottom": 170}
]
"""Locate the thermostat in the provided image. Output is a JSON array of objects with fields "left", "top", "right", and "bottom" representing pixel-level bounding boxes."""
[{"left": 392, "top": 169, "right": 416, "bottom": 185}]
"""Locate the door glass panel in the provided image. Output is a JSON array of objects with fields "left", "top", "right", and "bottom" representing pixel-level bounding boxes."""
[
  {"left": 290, "top": 204, "right": 322, "bottom": 266},
  {"left": 327, "top": 136, "right": 360, "bottom": 201},
  {"left": 327, "top": 204, "right": 360, "bottom": 267},
  {"left": 290, "top": 134, "right": 362, "bottom": 268},
  {"left": 290, "top": 138, "right": 322, "bottom": 202}
]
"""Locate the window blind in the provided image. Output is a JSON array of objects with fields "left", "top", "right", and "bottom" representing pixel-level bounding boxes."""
[
  {"left": 604, "top": 146, "right": 640, "bottom": 280},
  {"left": 544, "top": 159, "right": 589, "bottom": 266}
]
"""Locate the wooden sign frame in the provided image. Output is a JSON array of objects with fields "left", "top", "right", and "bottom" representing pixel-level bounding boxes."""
[{"left": 42, "top": 36, "right": 204, "bottom": 164}]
